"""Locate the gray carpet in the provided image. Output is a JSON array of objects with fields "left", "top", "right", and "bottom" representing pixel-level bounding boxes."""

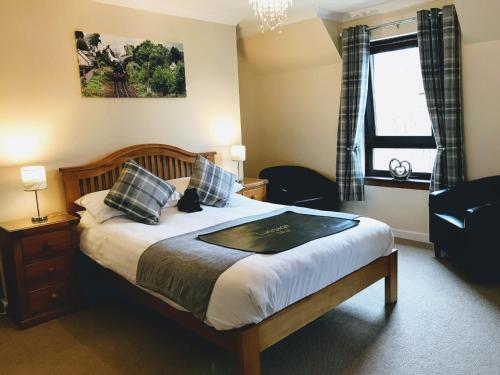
[{"left": 1, "top": 240, "right": 499, "bottom": 375}]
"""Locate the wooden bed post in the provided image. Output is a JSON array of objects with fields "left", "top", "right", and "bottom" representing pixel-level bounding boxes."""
[
  {"left": 236, "top": 327, "right": 261, "bottom": 375},
  {"left": 385, "top": 250, "right": 398, "bottom": 304}
]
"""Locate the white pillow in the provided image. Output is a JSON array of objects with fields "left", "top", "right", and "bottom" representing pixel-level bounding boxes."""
[
  {"left": 163, "top": 190, "right": 182, "bottom": 209},
  {"left": 75, "top": 190, "right": 124, "bottom": 223},
  {"left": 167, "top": 177, "right": 243, "bottom": 194},
  {"left": 76, "top": 189, "right": 181, "bottom": 223},
  {"left": 233, "top": 181, "right": 244, "bottom": 193}
]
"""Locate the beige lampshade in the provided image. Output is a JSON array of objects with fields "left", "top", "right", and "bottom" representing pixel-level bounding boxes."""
[
  {"left": 230, "top": 145, "right": 246, "bottom": 162},
  {"left": 21, "top": 166, "right": 47, "bottom": 191}
]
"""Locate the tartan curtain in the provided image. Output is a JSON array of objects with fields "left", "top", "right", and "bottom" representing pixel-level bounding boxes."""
[
  {"left": 336, "top": 25, "right": 370, "bottom": 201},
  {"left": 417, "top": 5, "right": 464, "bottom": 192}
]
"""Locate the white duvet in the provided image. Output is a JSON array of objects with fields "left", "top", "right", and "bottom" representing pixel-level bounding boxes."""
[{"left": 79, "top": 194, "right": 394, "bottom": 330}]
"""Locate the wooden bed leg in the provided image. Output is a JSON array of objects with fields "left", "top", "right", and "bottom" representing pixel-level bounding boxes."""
[
  {"left": 236, "top": 327, "right": 261, "bottom": 375},
  {"left": 385, "top": 251, "right": 398, "bottom": 304}
]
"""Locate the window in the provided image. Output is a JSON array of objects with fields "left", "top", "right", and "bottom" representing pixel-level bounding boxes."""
[{"left": 365, "top": 34, "right": 436, "bottom": 181}]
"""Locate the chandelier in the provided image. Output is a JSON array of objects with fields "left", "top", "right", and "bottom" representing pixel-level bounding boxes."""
[{"left": 249, "top": 0, "right": 293, "bottom": 32}]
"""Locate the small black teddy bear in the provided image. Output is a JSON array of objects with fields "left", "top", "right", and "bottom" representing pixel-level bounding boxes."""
[{"left": 178, "top": 188, "right": 203, "bottom": 213}]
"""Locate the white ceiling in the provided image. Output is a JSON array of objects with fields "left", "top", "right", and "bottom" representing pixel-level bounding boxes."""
[{"left": 93, "top": 0, "right": 432, "bottom": 26}]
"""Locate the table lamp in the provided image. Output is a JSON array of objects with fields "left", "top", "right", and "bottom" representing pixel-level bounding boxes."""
[
  {"left": 21, "top": 166, "right": 48, "bottom": 223},
  {"left": 230, "top": 145, "right": 246, "bottom": 183}
]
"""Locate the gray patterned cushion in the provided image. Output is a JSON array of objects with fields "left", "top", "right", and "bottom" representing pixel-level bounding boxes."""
[
  {"left": 105, "top": 160, "right": 176, "bottom": 225},
  {"left": 188, "top": 155, "right": 236, "bottom": 207}
]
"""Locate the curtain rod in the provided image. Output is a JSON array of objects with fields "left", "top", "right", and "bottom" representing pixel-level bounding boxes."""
[
  {"left": 367, "top": 16, "right": 416, "bottom": 32},
  {"left": 339, "top": 11, "right": 443, "bottom": 37}
]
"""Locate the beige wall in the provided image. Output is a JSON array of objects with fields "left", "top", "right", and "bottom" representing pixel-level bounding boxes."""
[
  {"left": 0, "top": 0, "right": 242, "bottom": 222},
  {"left": 462, "top": 39, "right": 500, "bottom": 179},
  {"left": 241, "top": 63, "right": 341, "bottom": 180},
  {"left": 239, "top": 0, "right": 500, "bottom": 242},
  {"left": 238, "top": 17, "right": 341, "bottom": 180},
  {"left": 238, "top": 58, "right": 262, "bottom": 177}
]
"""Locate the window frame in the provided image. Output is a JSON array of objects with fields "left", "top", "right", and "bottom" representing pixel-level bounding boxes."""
[{"left": 365, "top": 33, "right": 436, "bottom": 181}]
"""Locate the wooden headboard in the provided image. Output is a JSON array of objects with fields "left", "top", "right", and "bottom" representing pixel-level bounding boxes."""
[{"left": 60, "top": 144, "right": 216, "bottom": 214}]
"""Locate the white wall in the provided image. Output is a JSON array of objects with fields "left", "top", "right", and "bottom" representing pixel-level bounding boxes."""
[{"left": 0, "top": 0, "right": 242, "bottom": 222}]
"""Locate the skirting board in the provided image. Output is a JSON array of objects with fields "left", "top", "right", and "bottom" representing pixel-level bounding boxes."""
[{"left": 392, "top": 228, "right": 430, "bottom": 244}]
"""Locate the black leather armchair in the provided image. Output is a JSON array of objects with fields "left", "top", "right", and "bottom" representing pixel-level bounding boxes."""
[
  {"left": 429, "top": 175, "right": 500, "bottom": 279},
  {"left": 259, "top": 166, "right": 339, "bottom": 211}
]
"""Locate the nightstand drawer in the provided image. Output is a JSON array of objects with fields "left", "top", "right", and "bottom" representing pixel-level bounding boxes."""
[
  {"left": 25, "top": 256, "right": 72, "bottom": 291},
  {"left": 28, "top": 282, "right": 73, "bottom": 315},
  {"left": 22, "top": 230, "right": 71, "bottom": 263},
  {"left": 242, "top": 187, "right": 266, "bottom": 201}
]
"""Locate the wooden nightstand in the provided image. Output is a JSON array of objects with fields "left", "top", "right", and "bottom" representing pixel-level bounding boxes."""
[
  {"left": 239, "top": 178, "right": 268, "bottom": 202},
  {"left": 0, "top": 213, "right": 79, "bottom": 328}
]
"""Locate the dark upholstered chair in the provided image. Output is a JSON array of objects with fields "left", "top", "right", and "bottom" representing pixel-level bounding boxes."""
[
  {"left": 429, "top": 175, "right": 500, "bottom": 279},
  {"left": 259, "top": 166, "right": 339, "bottom": 212}
]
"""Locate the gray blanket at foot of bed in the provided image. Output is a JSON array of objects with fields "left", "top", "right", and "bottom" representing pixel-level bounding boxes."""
[{"left": 136, "top": 207, "right": 360, "bottom": 320}]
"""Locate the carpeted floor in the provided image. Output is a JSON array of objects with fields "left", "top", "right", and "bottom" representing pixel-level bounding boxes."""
[{"left": 1, "top": 240, "right": 499, "bottom": 375}]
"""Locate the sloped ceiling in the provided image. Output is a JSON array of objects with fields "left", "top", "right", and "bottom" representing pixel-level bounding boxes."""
[
  {"left": 455, "top": 0, "right": 500, "bottom": 44},
  {"left": 238, "top": 18, "right": 342, "bottom": 74},
  {"left": 92, "top": 0, "right": 432, "bottom": 28}
]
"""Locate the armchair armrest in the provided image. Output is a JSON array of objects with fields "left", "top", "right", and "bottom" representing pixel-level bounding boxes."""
[
  {"left": 429, "top": 188, "right": 452, "bottom": 212},
  {"left": 466, "top": 200, "right": 500, "bottom": 216},
  {"left": 465, "top": 200, "right": 500, "bottom": 229},
  {"left": 268, "top": 187, "right": 294, "bottom": 205}
]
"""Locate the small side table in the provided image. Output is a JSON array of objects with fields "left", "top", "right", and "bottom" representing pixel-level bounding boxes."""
[
  {"left": 239, "top": 178, "right": 268, "bottom": 202},
  {"left": 0, "top": 213, "right": 79, "bottom": 328}
]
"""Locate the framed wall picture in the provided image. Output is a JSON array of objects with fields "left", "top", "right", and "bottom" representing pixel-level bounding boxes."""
[{"left": 75, "top": 31, "right": 186, "bottom": 98}]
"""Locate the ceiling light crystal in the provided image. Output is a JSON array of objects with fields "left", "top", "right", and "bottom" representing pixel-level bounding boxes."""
[{"left": 249, "top": 0, "right": 293, "bottom": 32}]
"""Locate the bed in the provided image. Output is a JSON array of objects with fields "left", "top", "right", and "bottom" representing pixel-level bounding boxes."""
[{"left": 60, "top": 144, "right": 397, "bottom": 375}]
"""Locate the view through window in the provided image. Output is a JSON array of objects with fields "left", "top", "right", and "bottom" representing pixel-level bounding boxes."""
[{"left": 365, "top": 34, "right": 436, "bottom": 180}]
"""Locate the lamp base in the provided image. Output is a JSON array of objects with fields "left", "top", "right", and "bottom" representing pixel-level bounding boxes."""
[
  {"left": 31, "top": 216, "right": 48, "bottom": 223},
  {"left": 236, "top": 161, "right": 244, "bottom": 184}
]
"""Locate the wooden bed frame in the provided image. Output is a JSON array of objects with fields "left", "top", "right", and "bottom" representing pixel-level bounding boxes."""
[{"left": 60, "top": 144, "right": 398, "bottom": 375}]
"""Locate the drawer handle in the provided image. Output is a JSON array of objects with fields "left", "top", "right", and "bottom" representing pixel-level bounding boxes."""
[
  {"left": 47, "top": 267, "right": 55, "bottom": 274},
  {"left": 50, "top": 293, "right": 59, "bottom": 300},
  {"left": 42, "top": 242, "right": 51, "bottom": 252}
]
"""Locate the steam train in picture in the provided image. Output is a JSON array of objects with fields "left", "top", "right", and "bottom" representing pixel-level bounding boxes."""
[{"left": 111, "top": 63, "right": 125, "bottom": 81}]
